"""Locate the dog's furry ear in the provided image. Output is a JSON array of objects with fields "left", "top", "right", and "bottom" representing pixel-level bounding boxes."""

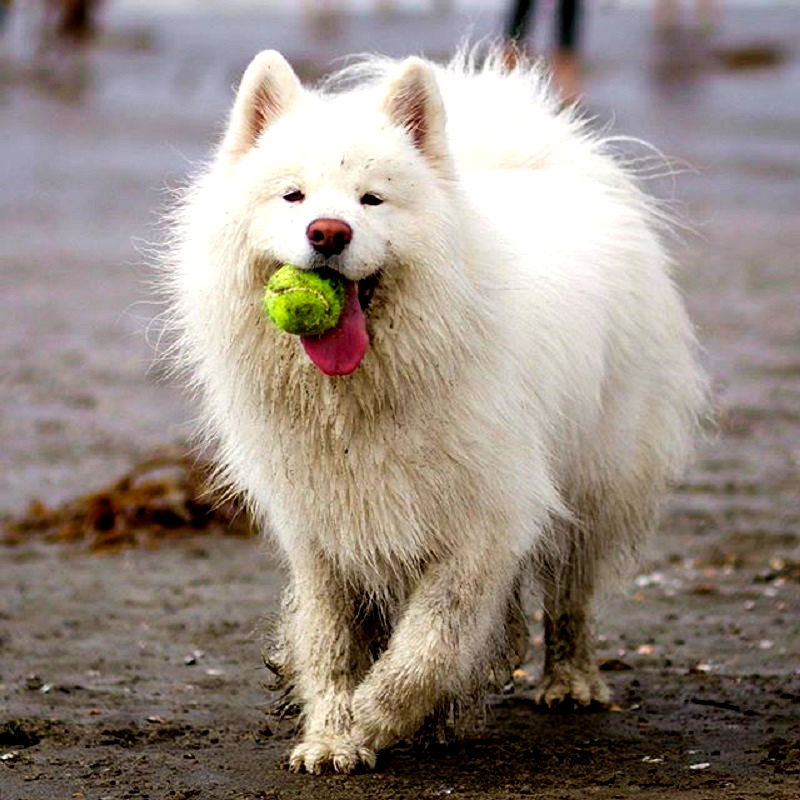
[
  {"left": 221, "top": 50, "right": 302, "bottom": 160},
  {"left": 381, "top": 58, "right": 449, "bottom": 166}
]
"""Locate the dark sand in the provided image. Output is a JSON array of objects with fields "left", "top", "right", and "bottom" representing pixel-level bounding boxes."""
[{"left": 1, "top": 6, "right": 798, "bottom": 799}]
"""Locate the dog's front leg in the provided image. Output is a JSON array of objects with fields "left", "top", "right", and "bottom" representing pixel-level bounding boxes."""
[
  {"left": 350, "top": 548, "right": 518, "bottom": 756},
  {"left": 287, "top": 554, "right": 376, "bottom": 774}
]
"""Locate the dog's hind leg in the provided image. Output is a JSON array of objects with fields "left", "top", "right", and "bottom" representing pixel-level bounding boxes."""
[
  {"left": 506, "top": 575, "right": 529, "bottom": 671},
  {"left": 533, "top": 523, "right": 611, "bottom": 708}
]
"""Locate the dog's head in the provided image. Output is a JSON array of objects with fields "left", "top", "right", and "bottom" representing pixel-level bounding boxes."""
[{"left": 210, "top": 51, "right": 462, "bottom": 376}]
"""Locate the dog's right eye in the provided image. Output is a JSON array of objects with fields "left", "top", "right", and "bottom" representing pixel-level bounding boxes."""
[
  {"left": 283, "top": 190, "right": 305, "bottom": 203},
  {"left": 360, "top": 193, "right": 383, "bottom": 206}
]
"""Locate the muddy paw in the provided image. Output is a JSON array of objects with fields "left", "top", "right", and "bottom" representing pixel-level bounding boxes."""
[
  {"left": 533, "top": 663, "right": 611, "bottom": 709},
  {"left": 288, "top": 734, "right": 377, "bottom": 775}
]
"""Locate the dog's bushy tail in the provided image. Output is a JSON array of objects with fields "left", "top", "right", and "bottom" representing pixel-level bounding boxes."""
[
  {"left": 435, "top": 45, "right": 591, "bottom": 172},
  {"left": 327, "top": 45, "right": 607, "bottom": 178}
]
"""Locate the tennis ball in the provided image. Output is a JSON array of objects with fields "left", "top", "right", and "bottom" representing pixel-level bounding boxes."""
[{"left": 264, "top": 265, "right": 345, "bottom": 336}]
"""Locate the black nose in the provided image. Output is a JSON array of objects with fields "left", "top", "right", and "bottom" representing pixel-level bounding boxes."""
[{"left": 306, "top": 218, "right": 352, "bottom": 257}]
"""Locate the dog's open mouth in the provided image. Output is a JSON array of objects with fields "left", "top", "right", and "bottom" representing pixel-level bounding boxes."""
[
  {"left": 301, "top": 272, "right": 380, "bottom": 377},
  {"left": 357, "top": 272, "right": 380, "bottom": 311}
]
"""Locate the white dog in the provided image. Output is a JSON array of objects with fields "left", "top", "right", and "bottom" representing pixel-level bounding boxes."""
[{"left": 163, "top": 48, "right": 707, "bottom": 774}]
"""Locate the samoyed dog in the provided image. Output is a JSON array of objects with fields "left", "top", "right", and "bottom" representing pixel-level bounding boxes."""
[{"left": 164, "top": 49, "right": 706, "bottom": 773}]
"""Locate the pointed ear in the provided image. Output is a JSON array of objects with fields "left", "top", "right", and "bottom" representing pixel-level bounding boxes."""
[
  {"left": 221, "top": 50, "right": 302, "bottom": 160},
  {"left": 381, "top": 57, "right": 448, "bottom": 165}
]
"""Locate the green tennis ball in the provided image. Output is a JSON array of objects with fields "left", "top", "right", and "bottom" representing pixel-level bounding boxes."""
[{"left": 263, "top": 264, "right": 345, "bottom": 336}]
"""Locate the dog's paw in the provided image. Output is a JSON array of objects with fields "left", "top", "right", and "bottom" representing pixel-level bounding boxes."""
[
  {"left": 533, "top": 663, "right": 611, "bottom": 709},
  {"left": 288, "top": 734, "right": 377, "bottom": 775}
]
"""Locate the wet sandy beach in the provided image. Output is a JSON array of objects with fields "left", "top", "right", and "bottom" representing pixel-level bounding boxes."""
[{"left": 1, "top": 5, "right": 799, "bottom": 798}]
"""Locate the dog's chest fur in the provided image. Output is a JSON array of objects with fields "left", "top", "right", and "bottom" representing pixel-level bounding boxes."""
[{"left": 258, "top": 367, "right": 504, "bottom": 586}]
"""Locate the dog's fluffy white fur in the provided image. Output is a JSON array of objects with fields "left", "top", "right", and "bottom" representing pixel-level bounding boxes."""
[{"left": 162, "top": 49, "right": 707, "bottom": 773}]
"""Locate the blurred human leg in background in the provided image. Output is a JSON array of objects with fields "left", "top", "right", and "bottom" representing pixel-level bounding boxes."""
[
  {"left": 553, "top": 0, "right": 582, "bottom": 103},
  {"left": 304, "top": 0, "right": 343, "bottom": 40},
  {"left": 695, "top": 0, "right": 719, "bottom": 36},
  {"left": 654, "top": 0, "right": 680, "bottom": 38},
  {"left": 505, "top": 0, "right": 583, "bottom": 104},
  {"left": 504, "top": 0, "right": 535, "bottom": 69},
  {"left": 651, "top": 0, "right": 724, "bottom": 86},
  {"left": 507, "top": 0, "right": 535, "bottom": 43},
  {"left": 655, "top": 0, "right": 720, "bottom": 39},
  {"left": 54, "top": 0, "right": 102, "bottom": 43}
]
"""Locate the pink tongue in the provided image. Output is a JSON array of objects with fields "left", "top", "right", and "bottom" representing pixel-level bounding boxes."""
[{"left": 301, "top": 280, "right": 369, "bottom": 376}]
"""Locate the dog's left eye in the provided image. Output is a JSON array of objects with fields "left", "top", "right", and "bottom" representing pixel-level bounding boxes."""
[{"left": 360, "top": 193, "right": 383, "bottom": 206}]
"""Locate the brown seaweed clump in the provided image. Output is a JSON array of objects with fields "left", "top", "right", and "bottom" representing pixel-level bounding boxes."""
[{"left": 2, "top": 452, "right": 253, "bottom": 551}]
